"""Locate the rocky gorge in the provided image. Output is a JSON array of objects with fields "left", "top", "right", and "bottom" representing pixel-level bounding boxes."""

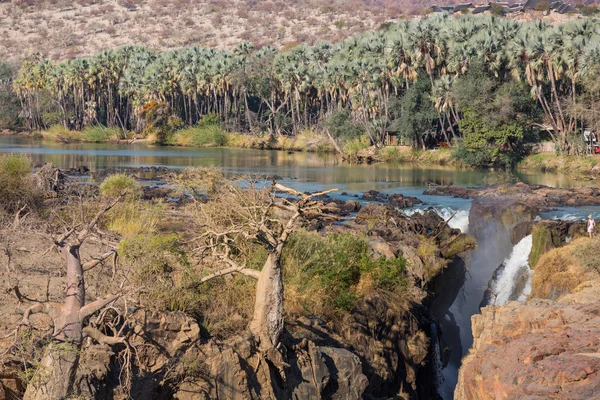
[
  {"left": 426, "top": 183, "right": 600, "bottom": 399},
  {"left": 1, "top": 161, "right": 600, "bottom": 399}
]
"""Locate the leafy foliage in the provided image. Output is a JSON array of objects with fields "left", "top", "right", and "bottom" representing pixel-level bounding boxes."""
[
  {"left": 0, "top": 153, "right": 42, "bottom": 213},
  {"left": 11, "top": 15, "right": 600, "bottom": 152},
  {"left": 325, "top": 109, "right": 364, "bottom": 141},
  {"left": 100, "top": 174, "right": 141, "bottom": 198},
  {"left": 283, "top": 230, "right": 408, "bottom": 315},
  {"left": 389, "top": 77, "right": 437, "bottom": 148},
  {"left": 141, "top": 100, "right": 183, "bottom": 144}
]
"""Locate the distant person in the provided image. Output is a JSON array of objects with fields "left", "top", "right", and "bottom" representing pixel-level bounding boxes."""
[{"left": 587, "top": 215, "right": 595, "bottom": 238}]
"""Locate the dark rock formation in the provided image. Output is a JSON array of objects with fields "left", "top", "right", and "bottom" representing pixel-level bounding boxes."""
[
  {"left": 425, "top": 182, "right": 600, "bottom": 212},
  {"left": 361, "top": 190, "right": 423, "bottom": 209}
]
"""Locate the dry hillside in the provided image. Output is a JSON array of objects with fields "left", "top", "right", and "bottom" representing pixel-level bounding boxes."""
[
  {"left": 1, "top": 0, "right": 410, "bottom": 62},
  {"left": 1, "top": 0, "right": 594, "bottom": 62}
]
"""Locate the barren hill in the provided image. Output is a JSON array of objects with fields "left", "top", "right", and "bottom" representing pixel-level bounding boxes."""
[
  {"left": 1, "top": 0, "right": 594, "bottom": 63},
  {"left": 1, "top": 0, "right": 409, "bottom": 62}
]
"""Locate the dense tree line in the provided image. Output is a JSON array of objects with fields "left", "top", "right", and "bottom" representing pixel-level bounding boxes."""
[{"left": 10, "top": 14, "right": 600, "bottom": 161}]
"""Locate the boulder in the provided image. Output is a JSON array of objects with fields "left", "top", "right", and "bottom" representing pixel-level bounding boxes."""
[
  {"left": 361, "top": 190, "right": 422, "bottom": 208},
  {"left": 456, "top": 281, "right": 600, "bottom": 400}
]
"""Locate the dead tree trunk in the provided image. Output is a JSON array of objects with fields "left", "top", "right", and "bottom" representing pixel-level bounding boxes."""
[
  {"left": 191, "top": 179, "right": 337, "bottom": 352},
  {"left": 23, "top": 197, "right": 125, "bottom": 400},
  {"left": 248, "top": 252, "right": 284, "bottom": 350}
]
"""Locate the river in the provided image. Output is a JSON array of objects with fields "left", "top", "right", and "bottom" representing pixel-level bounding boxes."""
[{"left": 2, "top": 135, "right": 598, "bottom": 399}]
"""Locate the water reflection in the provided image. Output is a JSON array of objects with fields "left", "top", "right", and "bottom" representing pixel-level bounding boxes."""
[{"left": 0, "top": 135, "right": 588, "bottom": 189}]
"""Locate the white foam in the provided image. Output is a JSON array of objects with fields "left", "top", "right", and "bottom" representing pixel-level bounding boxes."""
[
  {"left": 404, "top": 207, "right": 470, "bottom": 233},
  {"left": 493, "top": 235, "right": 533, "bottom": 306}
]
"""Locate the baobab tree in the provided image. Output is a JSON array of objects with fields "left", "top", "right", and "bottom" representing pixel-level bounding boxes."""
[
  {"left": 22, "top": 174, "right": 139, "bottom": 400},
  {"left": 175, "top": 168, "right": 338, "bottom": 352}
]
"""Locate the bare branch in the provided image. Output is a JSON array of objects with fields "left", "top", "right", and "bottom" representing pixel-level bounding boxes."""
[
  {"left": 83, "top": 249, "right": 117, "bottom": 272},
  {"left": 45, "top": 226, "right": 78, "bottom": 253},
  {"left": 79, "top": 293, "right": 122, "bottom": 319},
  {"left": 272, "top": 183, "right": 338, "bottom": 200},
  {"left": 22, "top": 303, "right": 52, "bottom": 325},
  {"left": 198, "top": 258, "right": 260, "bottom": 285},
  {"left": 83, "top": 326, "right": 125, "bottom": 345},
  {"left": 77, "top": 195, "right": 124, "bottom": 244}
]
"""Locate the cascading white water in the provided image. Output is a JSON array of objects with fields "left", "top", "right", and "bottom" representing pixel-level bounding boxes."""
[
  {"left": 430, "top": 321, "right": 444, "bottom": 393},
  {"left": 493, "top": 235, "right": 533, "bottom": 306},
  {"left": 404, "top": 207, "right": 470, "bottom": 233}
]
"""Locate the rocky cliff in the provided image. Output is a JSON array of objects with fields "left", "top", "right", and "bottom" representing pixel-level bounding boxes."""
[
  {"left": 456, "top": 280, "right": 600, "bottom": 400},
  {"left": 456, "top": 233, "right": 600, "bottom": 399}
]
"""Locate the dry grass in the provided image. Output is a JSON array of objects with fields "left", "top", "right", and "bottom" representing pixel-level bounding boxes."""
[
  {"left": 105, "top": 200, "right": 160, "bottom": 237},
  {"left": 531, "top": 237, "right": 600, "bottom": 300},
  {"left": 0, "top": 0, "right": 403, "bottom": 62},
  {"left": 381, "top": 147, "right": 463, "bottom": 166},
  {"left": 518, "top": 153, "right": 599, "bottom": 175}
]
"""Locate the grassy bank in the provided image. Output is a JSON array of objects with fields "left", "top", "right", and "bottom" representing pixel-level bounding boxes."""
[
  {"left": 31, "top": 124, "right": 337, "bottom": 152},
  {"left": 17, "top": 126, "right": 600, "bottom": 176},
  {"left": 379, "top": 146, "right": 463, "bottom": 167},
  {"left": 168, "top": 126, "right": 335, "bottom": 152},
  {"left": 518, "top": 153, "right": 599, "bottom": 175},
  {"left": 35, "top": 125, "right": 132, "bottom": 143}
]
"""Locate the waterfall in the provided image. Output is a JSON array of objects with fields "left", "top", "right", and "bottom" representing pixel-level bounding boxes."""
[
  {"left": 404, "top": 207, "right": 470, "bottom": 233},
  {"left": 430, "top": 321, "right": 444, "bottom": 394},
  {"left": 493, "top": 235, "right": 533, "bottom": 306}
]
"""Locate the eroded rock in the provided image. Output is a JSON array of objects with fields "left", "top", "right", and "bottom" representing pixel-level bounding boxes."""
[{"left": 456, "top": 283, "right": 600, "bottom": 400}]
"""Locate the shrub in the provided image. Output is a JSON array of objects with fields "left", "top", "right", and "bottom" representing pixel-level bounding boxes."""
[
  {"left": 344, "top": 134, "right": 371, "bottom": 154},
  {"left": 283, "top": 230, "right": 408, "bottom": 318},
  {"left": 40, "top": 124, "right": 81, "bottom": 142},
  {"left": 453, "top": 109, "right": 526, "bottom": 168},
  {"left": 80, "top": 126, "right": 127, "bottom": 142},
  {"left": 80, "top": 126, "right": 110, "bottom": 143},
  {"left": 100, "top": 174, "right": 141, "bottom": 198},
  {"left": 105, "top": 201, "right": 159, "bottom": 237},
  {"left": 119, "top": 234, "right": 201, "bottom": 312},
  {"left": 141, "top": 100, "right": 183, "bottom": 144},
  {"left": 0, "top": 154, "right": 42, "bottom": 213},
  {"left": 170, "top": 125, "right": 228, "bottom": 147},
  {"left": 325, "top": 109, "right": 364, "bottom": 141}
]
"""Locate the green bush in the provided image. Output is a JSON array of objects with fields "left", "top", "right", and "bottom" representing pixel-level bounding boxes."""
[
  {"left": 100, "top": 174, "right": 141, "bottom": 198},
  {"left": 171, "top": 125, "right": 228, "bottom": 147},
  {"left": 344, "top": 134, "right": 371, "bottom": 154},
  {"left": 198, "top": 112, "right": 221, "bottom": 127},
  {"left": 283, "top": 230, "right": 407, "bottom": 315},
  {"left": 452, "top": 109, "right": 526, "bottom": 168},
  {"left": 325, "top": 110, "right": 365, "bottom": 141},
  {"left": 0, "top": 154, "right": 42, "bottom": 213}
]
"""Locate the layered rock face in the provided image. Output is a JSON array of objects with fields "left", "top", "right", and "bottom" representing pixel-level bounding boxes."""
[
  {"left": 456, "top": 281, "right": 600, "bottom": 400},
  {"left": 424, "top": 182, "right": 600, "bottom": 210}
]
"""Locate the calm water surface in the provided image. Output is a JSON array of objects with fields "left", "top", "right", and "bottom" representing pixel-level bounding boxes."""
[{"left": 0, "top": 135, "right": 586, "bottom": 191}]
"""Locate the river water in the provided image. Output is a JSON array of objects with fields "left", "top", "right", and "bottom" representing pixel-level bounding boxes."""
[{"left": 2, "top": 135, "right": 598, "bottom": 398}]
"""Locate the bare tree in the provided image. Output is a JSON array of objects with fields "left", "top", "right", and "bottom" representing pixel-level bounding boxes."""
[
  {"left": 22, "top": 178, "right": 137, "bottom": 400},
  {"left": 178, "top": 169, "right": 337, "bottom": 352}
]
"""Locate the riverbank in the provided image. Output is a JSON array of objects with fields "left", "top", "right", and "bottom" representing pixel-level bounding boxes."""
[
  {"left": 517, "top": 153, "right": 600, "bottom": 175},
  {"left": 7, "top": 125, "right": 338, "bottom": 153},
  {"left": 5, "top": 129, "right": 600, "bottom": 179}
]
